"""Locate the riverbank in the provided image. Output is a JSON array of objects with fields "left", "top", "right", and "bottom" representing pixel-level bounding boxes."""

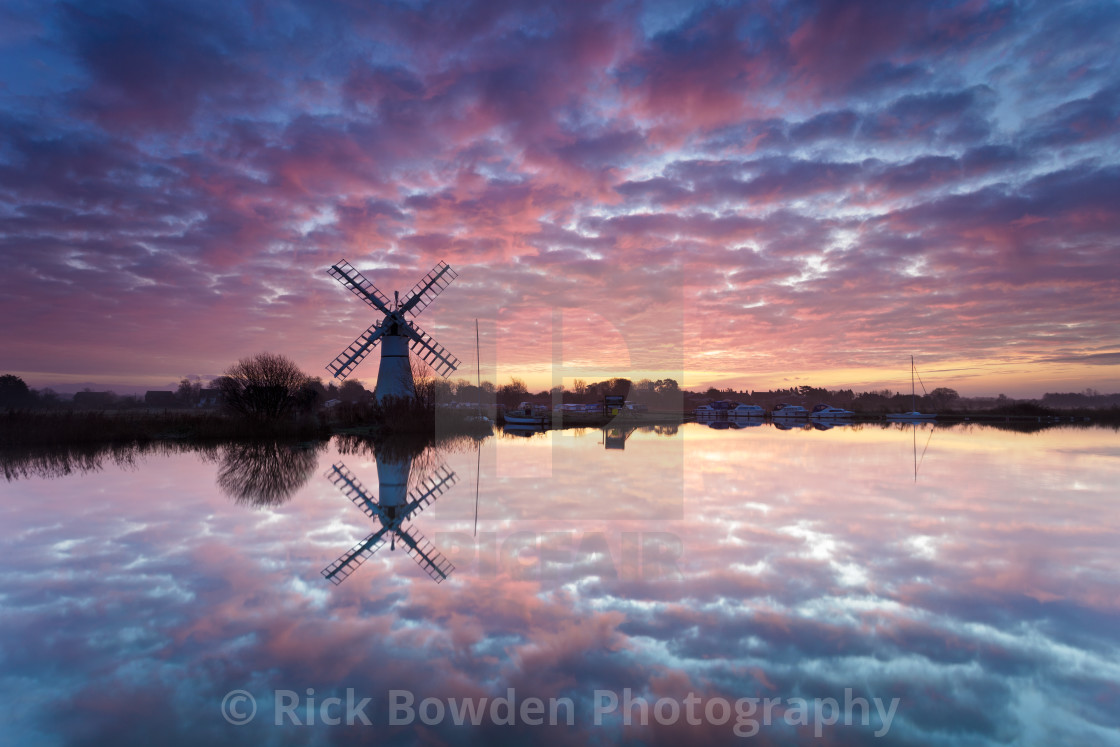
[{"left": 0, "top": 407, "right": 493, "bottom": 450}]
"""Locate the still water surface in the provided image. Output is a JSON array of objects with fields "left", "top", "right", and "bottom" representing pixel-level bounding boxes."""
[{"left": 2, "top": 423, "right": 1118, "bottom": 745}]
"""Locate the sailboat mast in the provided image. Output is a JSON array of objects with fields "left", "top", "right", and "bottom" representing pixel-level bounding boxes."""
[
  {"left": 476, "top": 319, "right": 482, "bottom": 417},
  {"left": 911, "top": 355, "right": 916, "bottom": 413}
]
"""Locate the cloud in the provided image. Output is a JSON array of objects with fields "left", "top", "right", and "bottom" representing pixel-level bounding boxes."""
[{"left": 1, "top": 0, "right": 1119, "bottom": 396}]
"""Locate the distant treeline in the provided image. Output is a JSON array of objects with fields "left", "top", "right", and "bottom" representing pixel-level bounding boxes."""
[{"left": 5, "top": 370, "right": 1120, "bottom": 417}]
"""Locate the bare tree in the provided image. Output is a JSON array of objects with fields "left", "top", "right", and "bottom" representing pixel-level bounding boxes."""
[
  {"left": 497, "top": 377, "right": 528, "bottom": 407},
  {"left": 405, "top": 357, "right": 439, "bottom": 409},
  {"left": 218, "top": 352, "right": 311, "bottom": 420}
]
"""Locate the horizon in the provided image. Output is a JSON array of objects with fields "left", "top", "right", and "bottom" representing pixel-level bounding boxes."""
[
  {"left": 3, "top": 1, "right": 1119, "bottom": 400},
  {"left": 16, "top": 370, "right": 1116, "bottom": 402}
]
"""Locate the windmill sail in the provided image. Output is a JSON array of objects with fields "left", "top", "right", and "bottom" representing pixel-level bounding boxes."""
[
  {"left": 405, "top": 321, "right": 461, "bottom": 377},
  {"left": 325, "top": 462, "right": 380, "bottom": 518},
  {"left": 322, "top": 529, "right": 389, "bottom": 584},
  {"left": 324, "top": 257, "right": 459, "bottom": 396},
  {"left": 328, "top": 260, "right": 392, "bottom": 314},
  {"left": 397, "top": 525, "right": 455, "bottom": 583},
  {"left": 399, "top": 262, "right": 458, "bottom": 317},
  {"left": 327, "top": 322, "right": 387, "bottom": 380}
]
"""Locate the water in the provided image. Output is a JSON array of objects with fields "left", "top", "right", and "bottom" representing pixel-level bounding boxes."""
[{"left": 2, "top": 423, "right": 1118, "bottom": 745}]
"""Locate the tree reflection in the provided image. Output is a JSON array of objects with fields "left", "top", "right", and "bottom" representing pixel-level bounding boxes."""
[
  {"left": 215, "top": 441, "right": 326, "bottom": 506},
  {"left": 0, "top": 441, "right": 212, "bottom": 481}
]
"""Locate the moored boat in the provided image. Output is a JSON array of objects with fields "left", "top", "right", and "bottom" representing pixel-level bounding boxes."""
[
  {"left": 886, "top": 411, "right": 937, "bottom": 421},
  {"left": 887, "top": 356, "right": 936, "bottom": 421},
  {"left": 729, "top": 403, "right": 766, "bottom": 417},
  {"left": 504, "top": 402, "right": 551, "bottom": 425},
  {"left": 771, "top": 402, "right": 808, "bottom": 418},
  {"left": 809, "top": 403, "right": 855, "bottom": 419}
]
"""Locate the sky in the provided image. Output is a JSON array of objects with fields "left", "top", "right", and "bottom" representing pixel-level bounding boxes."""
[{"left": 1, "top": 0, "right": 1118, "bottom": 397}]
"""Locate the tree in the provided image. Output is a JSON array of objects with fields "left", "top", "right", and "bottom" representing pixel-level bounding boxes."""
[
  {"left": 605, "top": 378, "right": 631, "bottom": 397},
  {"left": 295, "top": 378, "right": 328, "bottom": 412},
  {"left": 217, "top": 352, "right": 311, "bottom": 421},
  {"left": 0, "top": 374, "right": 34, "bottom": 409},
  {"left": 928, "top": 387, "right": 960, "bottom": 410},
  {"left": 176, "top": 377, "right": 201, "bottom": 407},
  {"left": 497, "top": 377, "right": 528, "bottom": 407},
  {"left": 405, "top": 358, "right": 439, "bottom": 409},
  {"left": 339, "top": 379, "right": 368, "bottom": 403}
]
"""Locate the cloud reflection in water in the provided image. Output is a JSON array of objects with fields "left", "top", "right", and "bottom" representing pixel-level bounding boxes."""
[{"left": 1, "top": 424, "right": 1118, "bottom": 744}]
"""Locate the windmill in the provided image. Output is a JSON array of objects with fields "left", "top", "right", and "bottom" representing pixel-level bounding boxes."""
[
  {"left": 326, "top": 259, "right": 460, "bottom": 401},
  {"left": 322, "top": 454, "right": 458, "bottom": 584}
]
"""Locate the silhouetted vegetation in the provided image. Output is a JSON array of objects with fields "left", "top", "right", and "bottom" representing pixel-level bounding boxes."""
[
  {"left": 217, "top": 352, "right": 315, "bottom": 420},
  {"left": 0, "top": 410, "right": 328, "bottom": 449},
  {"left": 6, "top": 362, "right": 1120, "bottom": 449}
]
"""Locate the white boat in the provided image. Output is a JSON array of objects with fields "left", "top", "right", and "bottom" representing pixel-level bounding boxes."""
[
  {"left": 809, "top": 403, "right": 854, "bottom": 419},
  {"left": 694, "top": 404, "right": 717, "bottom": 416},
  {"left": 504, "top": 402, "right": 550, "bottom": 425},
  {"left": 771, "top": 402, "right": 808, "bottom": 418},
  {"left": 728, "top": 403, "right": 766, "bottom": 417},
  {"left": 887, "top": 356, "right": 936, "bottom": 421}
]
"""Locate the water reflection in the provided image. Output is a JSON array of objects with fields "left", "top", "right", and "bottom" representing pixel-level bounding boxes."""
[
  {"left": 322, "top": 452, "right": 458, "bottom": 584},
  {"left": 0, "top": 440, "right": 205, "bottom": 480},
  {"left": 603, "top": 424, "right": 637, "bottom": 448},
  {"left": 1, "top": 423, "right": 1119, "bottom": 744},
  {"left": 213, "top": 441, "right": 326, "bottom": 506}
]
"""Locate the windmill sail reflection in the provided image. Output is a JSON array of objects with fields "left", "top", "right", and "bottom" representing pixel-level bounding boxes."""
[{"left": 322, "top": 452, "right": 458, "bottom": 585}]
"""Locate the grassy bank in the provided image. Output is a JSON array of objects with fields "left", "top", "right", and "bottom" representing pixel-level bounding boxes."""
[
  {"left": 0, "top": 410, "right": 330, "bottom": 449},
  {"left": 0, "top": 404, "right": 494, "bottom": 451}
]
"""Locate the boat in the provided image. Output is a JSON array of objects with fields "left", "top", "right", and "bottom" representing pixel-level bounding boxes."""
[
  {"left": 809, "top": 403, "right": 855, "bottom": 419},
  {"left": 696, "top": 400, "right": 743, "bottom": 417},
  {"left": 504, "top": 402, "right": 551, "bottom": 426},
  {"left": 887, "top": 356, "right": 937, "bottom": 420},
  {"left": 770, "top": 402, "right": 808, "bottom": 418},
  {"left": 728, "top": 403, "right": 766, "bottom": 417}
]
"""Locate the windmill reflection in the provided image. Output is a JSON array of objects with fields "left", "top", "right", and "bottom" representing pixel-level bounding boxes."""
[
  {"left": 322, "top": 451, "right": 458, "bottom": 585},
  {"left": 216, "top": 441, "right": 325, "bottom": 506}
]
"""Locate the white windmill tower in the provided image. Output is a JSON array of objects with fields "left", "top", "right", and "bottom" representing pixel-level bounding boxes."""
[
  {"left": 325, "top": 259, "right": 460, "bottom": 401},
  {"left": 321, "top": 456, "right": 458, "bottom": 584}
]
